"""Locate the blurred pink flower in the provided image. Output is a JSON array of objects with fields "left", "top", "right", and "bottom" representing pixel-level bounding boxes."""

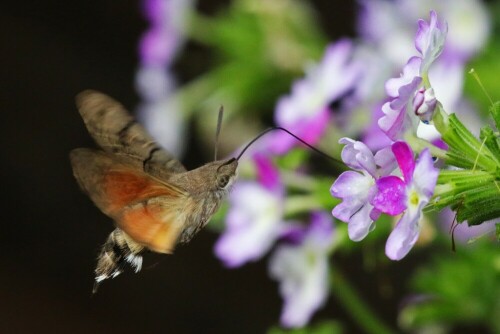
[
  {"left": 269, "top": 212, "right": 334, "bottom": 328},
  {"left": 215, "top": 154, "right": 284, "bottom": 267},
  {"left": 270, "top": 40, "right": 362, "bottom": 154}
]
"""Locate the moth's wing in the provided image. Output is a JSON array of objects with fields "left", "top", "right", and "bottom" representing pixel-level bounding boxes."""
[
  {"left": 75, "top": 90, "right": 186, "bottom": 180},
  {"left": 70, "top": 148, "right": 187, "bottom": 253}
]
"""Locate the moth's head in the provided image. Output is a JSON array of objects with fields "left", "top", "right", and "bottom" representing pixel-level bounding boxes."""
[{"left": 215, "top": 158, "right": 238, "bottom": 190}]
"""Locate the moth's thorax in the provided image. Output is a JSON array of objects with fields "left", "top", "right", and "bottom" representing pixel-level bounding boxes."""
[
  {"left": 172, "top": 158, "right": 238, "bottom": 243},
  {"left": 170, "top": 159, "right": 238, "bottom": 194}
]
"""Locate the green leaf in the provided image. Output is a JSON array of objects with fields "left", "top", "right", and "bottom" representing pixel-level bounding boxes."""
[
  {"left": 480, "top": 126, "right": 500, "bottom": 165},
  {"left": 431, "top": 170, "right": 500, "bottom": 226},
  {"left": 436, "top": 112, "right": 498, "bottom": 171},
  {"left": 313, "top": 176, "right": 338, "bottom": 209},
  {"left": 277, "top": 148, "right": 309, "bottom": 171},
  {"left": 489, "top": 101, "right": 500, "bottom": 131},
  {"left": 187, "top": 0, "right": 327, "bottom": 117},
  {"left": 400, "top": 242, "right": 500, "bottom": 333}
]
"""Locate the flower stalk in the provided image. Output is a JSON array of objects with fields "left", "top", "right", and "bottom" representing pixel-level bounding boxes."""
[{"left": 330, "top": 269, "right": 396, "bottom": 334}]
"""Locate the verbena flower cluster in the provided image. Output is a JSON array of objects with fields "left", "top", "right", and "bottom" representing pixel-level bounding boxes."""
[
  {"left": 332, "top": 11, "right": 446, "bottom": 260},
  {"left": 135, "top": 0, "right": 498, "bottom": 330}
]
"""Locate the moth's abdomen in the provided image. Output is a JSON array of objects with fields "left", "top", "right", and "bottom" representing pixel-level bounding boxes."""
[
  {"left": 93, "top": 228, "right": 144, "bottom": 293},
  {"left": 117, "top": 197, "right": 186, "bottom": 254}
]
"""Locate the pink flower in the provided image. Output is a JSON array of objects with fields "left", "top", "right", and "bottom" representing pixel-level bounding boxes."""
[
  {"left": 378, "top": 11, "right": 447, "bottom": 142},
  {"left": 331, "top": 138, "right": 396, "bottom": 241},
  {"left": 136, "top": 0, "right": 194, "bottom": 155},
  {"left": 269, "top": 212, "right": 334, "bottom": 328},
  {"left": 215, "top": 154, "right": 284, "bottom": 267},
  {"left": 371, "top": 141, "right": 439, "bottom": 260},
  {"left": 415, "top": 10, "right": 448, "bottom": 73},
  {"left": 271, "top": 40, "right": 362, "bottom": 154}
]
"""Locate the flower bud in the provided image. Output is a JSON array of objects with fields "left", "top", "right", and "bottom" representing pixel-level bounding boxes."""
[{"left": 413, "top": 87, "right": 437, "bottom": 124}]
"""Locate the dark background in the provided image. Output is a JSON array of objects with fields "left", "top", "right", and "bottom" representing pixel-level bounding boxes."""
[{"left": 0, "top": 1, "right": 407, "bottom": 333}]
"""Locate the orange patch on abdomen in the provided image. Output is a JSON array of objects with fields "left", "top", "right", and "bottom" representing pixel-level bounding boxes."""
[
  {"left": 119, "top": 205, "right": 181, "bottom": 253},
  {"left": 103, "top": 169, "right": 172, "bottom": 212}
]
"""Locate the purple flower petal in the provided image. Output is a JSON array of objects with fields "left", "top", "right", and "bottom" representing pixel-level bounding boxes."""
[
  {"left": 389, "top": 76, "right": 422, "bottom": 111},
  {"left": 385, "top": 56, "right": 422, "bottom": 98},
  {"left": 332, "top": 171, "right": 378, "bottom": 241},
  {"left": 139, "top": 27, "right": 178, "bottom": 66},
  {"left": 137, "top": 97, "right": 185, "bottom": 156},
  {"left": 280, "top": 224, "right": 308, "bottom": 245},
  {"left": 380, "top": 144, "right": 438, "bottom": 261},
  {"left": 412, "top": 148, "right": 438, "bottom": 198},
  {"left": 385, "top": 203, "right": 423, "bottom": 260},
  {"left": 379, "top": 57, "right": 423, "bottom": 141},
  {"left": 253, "top": 153, "right": 280, "bottom": 191},
  {"left": 331, "top": 197, "right": 361, "bottom": 223},
  {"left": 339, "top": 137, "right": 377, "bottom": 176},
  {"left": 142, "top": 0, "right": 168, "bottom": 24},
  {"left": 269, "top": 213, "right": 334, "bottom": 328},
  {"left": 370, "top": 207, "right": 381, "bottom": 221},
  {"left": 338, "top": 138, "right": 360, "bottom": 169},
  {"left": 362, "top": 103, "right": 395, "bottom": 152},
  {"left": 331, "top": 171, "right": 374, "bottom": 222},
  {"left": 378, "top": 102, "right": 409, "bottom": 141},
  {"left": 309, "top": 211, "right": 336, "bottom": 247},
  {"left": 371, "top": 175, "right": 406, "bottom": 215},
  {"left": 270, "top": 245, "right": 329, "bottom": 328},
  {"left": 374, "top": 146, "right": 397, "bottom": 177},
  {"left": 270, "top": 107, "right": 330, "bottom": 155},
  {"left": 273, "top": 39, "right": 361, "bottom": 154},
  {"left": 215, "top": 182, "right": 283, "bottom": 267},
  {"left": 415, "top": 10, "right": 448, "bottom": 73},
  {"left": 321, "top": 40, "right": 364, "bottom": 100},
  {"left": 392, "top": 141, "right": 415, "bottom": 183},
  {"left": 432, "top": 138, "right": 448, "bottom": 151},
  {"left": 346, "top": 203, "right": 376, "bottom": 241}
]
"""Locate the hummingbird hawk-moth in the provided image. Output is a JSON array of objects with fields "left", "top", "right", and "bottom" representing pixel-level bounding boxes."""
[
  {"left": 70, "top": 90, "right": 238, "bottom": 292},
  {"left": 70, "top": 90, "right": 337, "bottom": 292}
]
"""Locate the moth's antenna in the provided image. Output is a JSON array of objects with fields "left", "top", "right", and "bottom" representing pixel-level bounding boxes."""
[
  {"left": 235, "top": 126, "right": 341, "bottom": 163},
  {"left": 214, "top": 106, "right": 224, "bottom": 161}
]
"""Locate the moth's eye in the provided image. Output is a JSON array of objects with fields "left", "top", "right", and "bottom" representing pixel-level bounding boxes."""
[{"left": 217, "top": 175, "right": 230, "bottom": 189}]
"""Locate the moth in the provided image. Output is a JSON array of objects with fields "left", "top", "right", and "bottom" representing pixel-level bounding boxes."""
[
  {"left": 71, "top": 90, "right": 336, "bottom": 292},
  {"left": 70, "top": 90, "right": 238, "bottom": 292}
]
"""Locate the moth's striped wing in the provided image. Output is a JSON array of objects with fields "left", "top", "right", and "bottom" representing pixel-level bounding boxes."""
[
  {"left": 75, "top": 90, "right": 186, "bottom": 181},
  {"left": 70, "top": 148, "right": 187, "bottom": 253}
]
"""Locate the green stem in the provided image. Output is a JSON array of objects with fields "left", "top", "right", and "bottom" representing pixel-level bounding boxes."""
[
  {"left": 404, "top": 133, "right": 448, "bottom": 160},
  {"left": 185, "top": 11, "right": 218, "bottom": 45},
  {"left": 284, "top": 195, "right": 322, "bottom": 216},
  {"left": 172, "top": 72, "right": 222, "bottom": 119},
  {"left": 422, "top": 72, "right": 431, "bottom": 88},
  {"left": 330, "top": 269, "right": 396, "bottom": 334},
  {"left": 280, "top": 170, "right": 317, "bottom": 191}
]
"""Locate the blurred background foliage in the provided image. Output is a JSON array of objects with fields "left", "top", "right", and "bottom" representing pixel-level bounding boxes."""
[
  {"left": 0, "top": 0, "right": 498, "bottom": 333},
  {"left": 140, "top": 0, "right": 500, "bottom": 332}
]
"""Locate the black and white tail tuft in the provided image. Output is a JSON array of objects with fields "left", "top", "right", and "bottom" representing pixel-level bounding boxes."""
[{"left": 93, "top": 228, "right": 144, "bottom": 293}]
